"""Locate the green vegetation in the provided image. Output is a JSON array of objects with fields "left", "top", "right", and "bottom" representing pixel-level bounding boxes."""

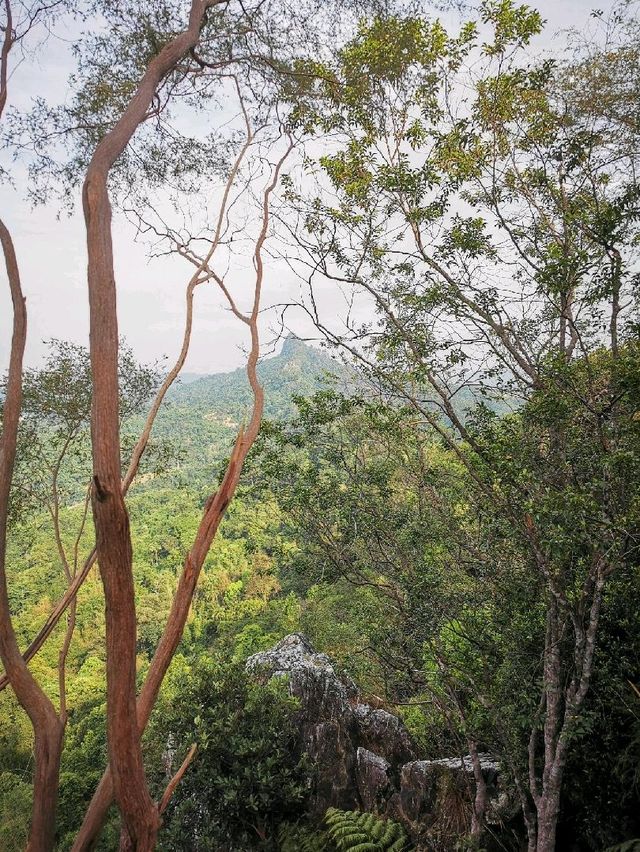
[
  {"left": 148, "top": 336, "right": 347, "bottom": 486},
  {"left": 1, "top": 0, "right": 639, "bottom": 849},
  {"left": 324, "top": 809, "right": 412, "bottom": 852},
  {"left": 2, "top": 333, "right": 638, "bottom": 849},
  {"left": 278, "top": 809, "right": 412, "bottom": 852},
  {"left": 149, "top": 662, "right": 309, "bottom": 851}
]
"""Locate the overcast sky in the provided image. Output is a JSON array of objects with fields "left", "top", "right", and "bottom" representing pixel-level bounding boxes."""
[{"left": 0, "top": 0, "right": 618, "bottom": 376}]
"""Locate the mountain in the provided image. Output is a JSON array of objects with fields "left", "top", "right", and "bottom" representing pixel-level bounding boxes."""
[
  {"left": 144, "top": 335, "right": 514, "bottom": 485},
  {"left": 170, "top": 335, "right": 344, "bottom": 422},
  {"left": 149, "top": 336, "right": 345, "bottom": 478},
  {"left": 175, "top": 371, "right": 210, "bottom": 385}
]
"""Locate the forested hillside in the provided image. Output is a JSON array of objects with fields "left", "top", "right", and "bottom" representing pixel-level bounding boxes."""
[
  {"left": 150, "top": 335, "right": 347, "bottom": 478},
  {"left": 2, "top": 335, "right": 638, "bottom": 851},
  {"left": 168, "top": 334, "right": 342, "bottom": 421}
]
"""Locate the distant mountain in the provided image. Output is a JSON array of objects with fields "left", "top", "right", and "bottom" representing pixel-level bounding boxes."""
[
  {"left": 144, "top": 335, "right": 514, "bottom": 484},
  {"left": 176, "top": 372, "right": 210, "bottom": 385},
  {"left": 170, "top": 335, "right": 344, "bottom": 423},
  {"left": 150, "top": 336, "right": 346, "bottom": 477}
]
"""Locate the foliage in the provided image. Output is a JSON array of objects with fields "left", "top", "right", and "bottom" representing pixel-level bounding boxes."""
[
  {"left": 280, "top": 0, "right": 640, "bottom": 846},
  {"left": 153, "top": 336, "right": 347, "bottom": 488},
  {"left": 278, "top": 821, "right": 332, "bottom": 852},
  {"left": 252, "top": 353, "right": 640, "bottom": 843},
  {"left": 324, "top": 808, "right": 413, "bottom": 852},
  {"left": 3, "top": 0, "right": 362, "bottom": 212},
  {"left": 56, "top": 701, "right": 121, "bottom": 851},
  {"left": 0, "top": 772, "right": 32, "bottom": 852},
  {"left": 605, "top": 843, "right": 640, "bottom": 852},
  {"left": 148, "top": 660, "right": 310, "bottom": 851},
  {"left": 1, "top": 1, "right": 640, "bottom": 848},
  {"left": 278, "top": 810, "right": 414, "bottom": 852},
  {"left": 1, "top": 339, "right": 174, "bottom": 521}
]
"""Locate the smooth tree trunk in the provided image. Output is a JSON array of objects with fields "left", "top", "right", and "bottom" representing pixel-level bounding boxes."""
[
  {"left": 72, "top": 133, "right": 292, "bottom": 850},
  {"left": 28, "top": 720, "right": 66, "bottom": 852},
  {"left": 0, "top": 218, "right": 65, "bottom": 851},
  {"left": 84, "top": 169, "right": 159, "bottom": 849},
  {"left": 1, "top": 18, "right": 69, "bottom": 849},
  {"left": 81, "top": 2, "right": 226, "bottom": 847}
]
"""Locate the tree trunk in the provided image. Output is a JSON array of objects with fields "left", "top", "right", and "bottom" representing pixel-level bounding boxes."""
[
  {"left": 71, "top": 435, "right": 251, "bottom": 851},
  {"left": 71, "top": 129, "right": 292, "bottom": 852},
  {"left": 81, "top": 3, "right": 223, "bottom": 846},
  {"left": 535, "top": 783, "right": 561, "bottom": 852},
  {"left": 0, "top": 216, "right": 66, "bottom": 852},
  {"left": 84, "top": 166, "right": 160, "bottom": 851},
  {"left": 469, "top": 741, "right": 488, "bottom": 837},
  {"left": 26, "top": 718, "right": 65, "bottom": 852}
]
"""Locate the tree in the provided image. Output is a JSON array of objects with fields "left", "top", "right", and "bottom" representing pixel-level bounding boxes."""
[
  {"left": 0, "top": 340, "right": 171, "bottom": 849},
  {"left": 147, "top": 659, "right": 309, "bottom": 850},
  {"left": 278, "top": 2, "right": 640, "bottom": 849},
  {"left": 1, "top": 182, "right": 64, "bottom": 852},
  {"left": 0, "top": 0, "right": 327, "bottom": 847}
]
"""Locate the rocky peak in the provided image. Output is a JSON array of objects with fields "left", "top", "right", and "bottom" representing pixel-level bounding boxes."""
[
  {"left": 280, "top": 333, "right": 310, "bottom": 361},
  {"left": 247, "top": 632, "right": 337, "bottom": 678}
]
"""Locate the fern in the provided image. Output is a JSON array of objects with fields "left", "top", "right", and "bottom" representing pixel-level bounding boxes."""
[
  {"left": 605, "top": 841, "right": 640, "bottom": 852},
  {"left": 324, "top": 808, "right": 413, "bottom": 852},
  {"left": 278, "top": 821, "right": 332, "bottom": 851}
]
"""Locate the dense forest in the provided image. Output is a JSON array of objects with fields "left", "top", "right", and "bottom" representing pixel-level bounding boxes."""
[{"left": 0, "top": 0, "right": 639, "bottom": 851}]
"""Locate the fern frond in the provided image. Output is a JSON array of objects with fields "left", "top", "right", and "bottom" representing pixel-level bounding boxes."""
[
  {"left": 324, "top": 807, "right": 413, "bottom": 851},
  {"left": 278, "top": 820, "right": 331, "bottom": 851}
]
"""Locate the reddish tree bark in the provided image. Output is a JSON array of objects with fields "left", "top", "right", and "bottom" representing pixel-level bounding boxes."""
[
  {"left": 73, "top": 134, "right": 293, "bottom": 850},
  {"left": 0, "top": 217, "right": 65, "bottom": 851},
  {"left": 81, "top": 2, "right": 227, "bottom": 847}
]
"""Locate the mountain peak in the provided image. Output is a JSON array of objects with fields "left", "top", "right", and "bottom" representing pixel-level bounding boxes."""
[{"left": 280, "top": 333, "right": 309, "bottom": 359}]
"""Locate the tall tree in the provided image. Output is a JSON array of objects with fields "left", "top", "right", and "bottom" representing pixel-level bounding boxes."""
[
  {"left": 1, "top": 0, "right": 294, "bottom": 848},
  {"left": 1, "top": 5, "right": 78, "bottom": 848},
  {"left": 283, "top": 2, "right": 640, "bottom": 849}
]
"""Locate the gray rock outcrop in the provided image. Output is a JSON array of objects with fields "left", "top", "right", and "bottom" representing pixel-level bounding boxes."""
[{"left": 247, "top": 634, "right": 508, "bottom": 845}]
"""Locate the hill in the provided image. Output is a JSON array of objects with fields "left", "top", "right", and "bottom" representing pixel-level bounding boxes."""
[
  {"left": 143, "top": 335, "right": 515, "bottom": 487},
  {"left": 169, "top": 334, "right": 344, "bottom": 422},
  {"left": 149, "top": 336, "right": 346, "bottom": 480}
]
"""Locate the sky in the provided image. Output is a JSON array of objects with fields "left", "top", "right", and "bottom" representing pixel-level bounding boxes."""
[{"left": 0, "top": 0, "right": 619, "bottom": 377}]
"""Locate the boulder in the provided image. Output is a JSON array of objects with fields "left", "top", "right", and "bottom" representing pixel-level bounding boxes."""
[
  {"left": 247, "top": 634, "right": 506, "bottom": 844},
  {"left": 247, "top": 633, "right": 361, "bottom": 813},
  {"left": 354, "top": 703, "right": 416, "bottom": 767},
  {"left": 356, "top": 748, "right": 393, "bottom": 812}
]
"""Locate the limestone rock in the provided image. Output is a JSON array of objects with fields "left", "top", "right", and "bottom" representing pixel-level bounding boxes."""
[
  {"left": 247, "top": 634, "right": 413, "bottom": 814},
  {"left": 354, "top": 703, "right": 416, "bottom": 766},
  {"left": 356, "top": 748, "right": 393, "bottom": 812},
  {"left": 247, "top": 634, "right": 361, "bottom": 813},
  {"left": 246, "top": 634, "right": 508, "bottom": 845}
]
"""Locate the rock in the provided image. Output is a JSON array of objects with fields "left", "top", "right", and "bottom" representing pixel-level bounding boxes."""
[
  {"left": 388, "top": 760, "right": 440, "bottom": 834},
  {"left": 354, "top": 704, "right": 416, "bottom": 767},
  {"left": 356, "top": 748, "right": 392, "bottom": 812},
  {"left": 247, "top": 634, "right": 362, "bottom": 814},
  {"left": 247, "top": 634, "right": 412, "bottom": 815},
  {"left": 389, "top": 759, "right": 493, "bottom": 845},
  {"left": 424, "top": 753, "right": 499, "bottom": 775},
  {"left": 247, "top": 633, "right": 335, "bottom": 680},
  {"left": 246, "top": 634, "right": 508, "bottom": 845}
]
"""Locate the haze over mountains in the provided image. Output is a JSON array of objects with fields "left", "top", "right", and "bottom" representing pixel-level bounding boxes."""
[
  {"left": 170, "top": 335, "right": 344, "bottom": 420},
  {"left": 150, "top": 334, "right": 514, "bottom": 483}
]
